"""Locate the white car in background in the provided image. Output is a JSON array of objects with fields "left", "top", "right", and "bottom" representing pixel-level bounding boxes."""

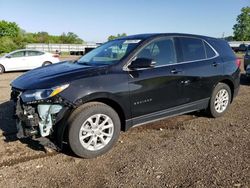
[{"left": 0, "top": 49, "right": 60, "bottom": 73}]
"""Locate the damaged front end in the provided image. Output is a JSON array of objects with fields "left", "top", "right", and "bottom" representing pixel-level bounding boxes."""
[{"left": 11, "top": 84, "right": 72, "bottom": 139}]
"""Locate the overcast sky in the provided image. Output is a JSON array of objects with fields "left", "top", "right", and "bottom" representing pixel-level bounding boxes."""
[{"left": 0, "top": 0, "right": 248, "bottom": 42}]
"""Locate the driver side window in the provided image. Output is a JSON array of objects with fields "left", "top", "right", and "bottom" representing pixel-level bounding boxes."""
[
  {"left": 137, "top": 38, "right": 176, "bottom": 66},
  {"left": 10, "top": 51, "right": 25, "bottom": 58}
]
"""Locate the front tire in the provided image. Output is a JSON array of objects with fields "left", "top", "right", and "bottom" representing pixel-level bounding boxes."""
[
  {"left": 68, "top": 102, "right": 121, "bottom": 158},
  {"left": 208, "top": 83, "right": 231, "bottom": 118},
  {"left": 0, "top": 64, "right": 5, "bottom": 74}
]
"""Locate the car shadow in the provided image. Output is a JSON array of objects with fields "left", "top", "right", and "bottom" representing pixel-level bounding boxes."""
[
  {"left": 0, "top": 100, "right": 47, "bottom": 152},
  {"left": 240, "top": 73, "right": 250, "bottom": 86}
]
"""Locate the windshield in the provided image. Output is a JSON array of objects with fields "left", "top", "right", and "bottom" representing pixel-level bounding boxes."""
[{"left": 77, "top": 39, "right": 141, "bottom": 65}]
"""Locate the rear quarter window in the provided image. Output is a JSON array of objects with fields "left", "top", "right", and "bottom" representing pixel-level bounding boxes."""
[
  {"left": 204, "top": 41, "right": 216, "bottom": 58},
  {"left": 206, "top": 39, "right": 235, "bottom": 60}
]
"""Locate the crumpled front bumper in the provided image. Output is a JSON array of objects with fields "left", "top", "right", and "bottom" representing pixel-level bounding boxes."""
[
  {"left": 11, "top": 88, "right": 70, "bottom": 138},
  {"left": 15, "top": 98, "right": 40, "bottom": 138}
]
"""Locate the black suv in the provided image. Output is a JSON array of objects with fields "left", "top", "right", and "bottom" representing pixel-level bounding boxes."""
[{"left": 11, "top": 33, "right": 240, "bottom": 158}]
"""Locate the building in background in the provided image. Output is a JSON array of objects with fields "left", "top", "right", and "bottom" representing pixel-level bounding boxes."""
[{"left": 26, "top": 42, "right": 101, "bottom": 55}]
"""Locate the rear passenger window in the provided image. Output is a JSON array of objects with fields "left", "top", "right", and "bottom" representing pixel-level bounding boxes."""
[
  {"left": 204, "top": 42, "right": 216, "bottom": 58},
  {"left": 137, "top": 38, "right": 176, "bottom": 66},
  {"left": 179, "top": 37, "right": 206, "bottom": 61},
  {"left": 27, "top": 51, "right": 44, "bottom": 56}
]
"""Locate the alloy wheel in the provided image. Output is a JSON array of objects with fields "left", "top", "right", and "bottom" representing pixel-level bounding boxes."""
[
  {"left": 79, "top": 114, "right": 114, "bottom": 151},
  {"left": 214, "top": 89, "right": 229, "bottom": 113}
]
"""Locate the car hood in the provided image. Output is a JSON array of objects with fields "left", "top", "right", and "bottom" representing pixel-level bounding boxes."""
[{"left": 11, "top": 61, "right": 108, "bottom": 90}]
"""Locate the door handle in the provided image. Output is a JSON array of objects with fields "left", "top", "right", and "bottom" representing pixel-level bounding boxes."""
[{"left": 171, "top": 69, "right": 182, "bottom": 74}]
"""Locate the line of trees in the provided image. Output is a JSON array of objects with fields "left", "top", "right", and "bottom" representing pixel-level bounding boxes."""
[
  {"left": 233, "top": 6, "right": 250, "bottom": 41},
  {"left": 0, "top": 20, "right": 83, "bottom": 53},
  {"left": 225, "top": 6, "right": 250, "bottom": 41}
]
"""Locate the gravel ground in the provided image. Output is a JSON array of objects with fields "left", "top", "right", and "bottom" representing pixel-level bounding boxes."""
[{"left": 0, "top": 64, "right": 249, "bottom": 187}]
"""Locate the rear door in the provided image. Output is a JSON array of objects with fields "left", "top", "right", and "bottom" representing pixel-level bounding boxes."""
[
  {"left": 128, "top": 37, "right": 184, "bottom": 119},
  {"left": 26, "top": 50, "right": 44, "bottom": 69},
  {"left": 174, "top": 37, "right": 222, "bottom": 104}
]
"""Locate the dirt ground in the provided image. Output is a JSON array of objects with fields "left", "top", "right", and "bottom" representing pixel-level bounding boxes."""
[{"left": 0, "top": 61, "right": 249, "bottom": 187}]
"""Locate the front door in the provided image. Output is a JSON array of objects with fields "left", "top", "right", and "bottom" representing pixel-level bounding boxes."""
[
  {"left": 5, "top": 51, "right": 28, "bottom": 71},
  {"left": 128, "top": 37, "right": 184, "bottom": 120}
]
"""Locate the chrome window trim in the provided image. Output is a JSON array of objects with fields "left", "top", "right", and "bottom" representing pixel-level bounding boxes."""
[{"left": 123, "top": 36, "right": 219, "bottom": 71}]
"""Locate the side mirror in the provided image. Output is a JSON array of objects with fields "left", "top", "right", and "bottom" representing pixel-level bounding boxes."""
[
  {"left": 128, "top": 58, "right": 155, "bottom": 69},
  {"left": 5, "top": 55, "right": 11, "bottom": 58}
]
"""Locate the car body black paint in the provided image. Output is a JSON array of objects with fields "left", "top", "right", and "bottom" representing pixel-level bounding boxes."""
[{"left": 11, "top": 33, "right": 240, "bottom": 137}]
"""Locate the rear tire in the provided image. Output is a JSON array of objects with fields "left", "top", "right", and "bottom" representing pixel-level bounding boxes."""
[
  {"left": 42, "top": 61, "right": 52, "bottom": 66},
  {"left": 208, "top": 83, "right": 231, "bottom": 118},
  {"left": 0, "top": 65, "right": 5, "bottom": 74},
  {"left": 68, "top": 102, "right": 121, "bottom": 158}
]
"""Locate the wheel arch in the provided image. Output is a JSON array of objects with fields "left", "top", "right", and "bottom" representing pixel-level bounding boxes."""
[
  {"left": 217, "top": 79, "right": 235, "bottom": 103},
  {"left": 42, "top": 61, "right": 52, "bottom": 66},
  {"left": 0, "top": 64, "right": 5, "bottom": 73},
  {"left": 88, "top": 98, "right": 126, "bottom": 131},
  {"left": 54, "top": 96, "right": 127, "bottom": 150}
]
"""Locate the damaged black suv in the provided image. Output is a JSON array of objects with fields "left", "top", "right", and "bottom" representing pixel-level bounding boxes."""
[{"left": 11, "top": 33, "right": 240, "bottom": 158}]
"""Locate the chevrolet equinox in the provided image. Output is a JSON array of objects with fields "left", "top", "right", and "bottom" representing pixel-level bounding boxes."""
[{"left": 11, "top": 33, "right": 240, "bottom": 158}]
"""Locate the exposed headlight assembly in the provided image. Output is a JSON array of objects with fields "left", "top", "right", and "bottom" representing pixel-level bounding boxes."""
[{"left": 21, "top": 84, "right": 69, "bottom": 102}]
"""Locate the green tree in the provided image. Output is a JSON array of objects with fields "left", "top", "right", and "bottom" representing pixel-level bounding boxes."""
[
  {"left": 0, "top": 20, "right": 23, "bottom": 53},
  {"left": 0, "top": 20, "right": 20, "bottom": 37},
  {"left": 0, "top": 20, "right": 85, "bottom": 54},
  {"left": 23, "top": 32, "right": 36, "bottom": 43},
  {"left": 233, "top": 6, "right": 250, "bottom": 41},
  {"left": 0, "top": 36, "right": 18, "bottom": 53},
  {"left": 59, "top": 32, "right": 83, "bottom": 44},
  {"left": 35, "top": 32, "right": 50, "bottom": 43},
  {"left": 108, "top": 33, "right": 127, "bottom": 41},
  {"left": 224, "top": 36, "right": 234, "bottom": 41}
]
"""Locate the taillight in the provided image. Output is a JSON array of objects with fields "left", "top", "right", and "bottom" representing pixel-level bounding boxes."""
[
  {"left": 53, "top": 54, "right": 59, "bottom": 58},
  {"left": 235, "top": 58, "right": 241, "bottom": 68}
]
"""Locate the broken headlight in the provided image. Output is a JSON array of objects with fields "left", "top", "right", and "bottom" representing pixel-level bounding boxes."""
[{"left": 21, "top": 84, "right": 69, "bottom": 102}]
